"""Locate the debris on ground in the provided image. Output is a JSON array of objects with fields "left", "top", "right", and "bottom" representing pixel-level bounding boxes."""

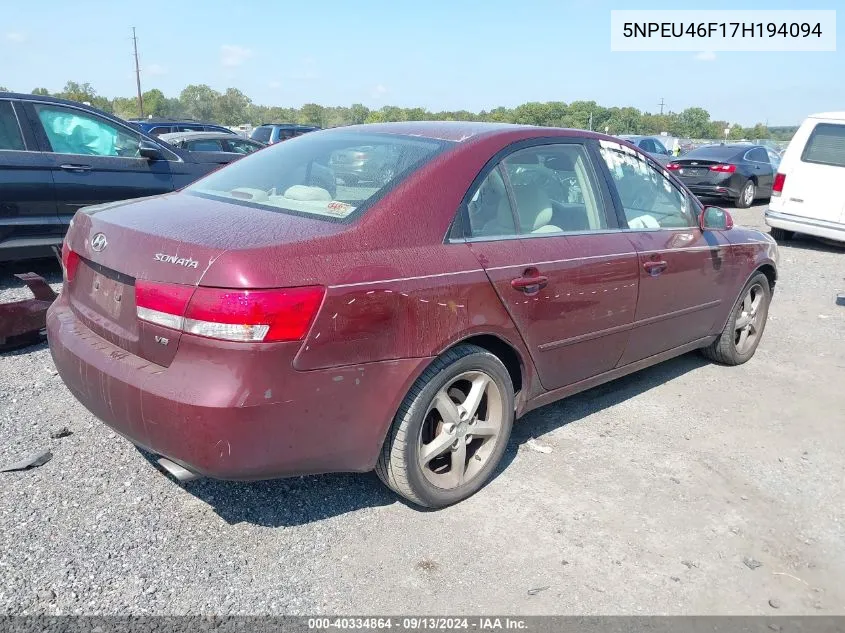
[
  {"left": 527, "top": 585, "right": 550, "bottom": 595},
  {"left": 768, "top": 598, "right": 782, "bottom": 609},
  {"left": 744, "top": 558, "right": 763, "bottom": 570},
  {"left": 524, "top": 438, "right": 552, "bottom": 454},
  {"left": 0, "top": 449, "right": 53, "bottom": 473},
  {"left": 49, "top": 427, "right": 73, "bottom": 439},
  {"left": 0, "top": 273, "right": 57, "bottom": 352}
]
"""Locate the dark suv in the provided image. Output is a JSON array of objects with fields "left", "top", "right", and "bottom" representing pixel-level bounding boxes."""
[
  {"left": 0, "top": 93, "right": 250, "bottom": 261},
  {"left": 127, "top": 118, "right": 235, "bottom": 137},
  {"left": 250, "top": 124, "right": 320, "bottom": 144}
]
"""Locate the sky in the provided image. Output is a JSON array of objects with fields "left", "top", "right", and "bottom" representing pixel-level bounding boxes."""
[{"left": 1, "top": 0, "right": 842, "bottom": 126}]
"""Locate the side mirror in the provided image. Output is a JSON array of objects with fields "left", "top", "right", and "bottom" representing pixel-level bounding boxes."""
[
  {"left": 699, "top": 206, "right": 734, "bottom": 231},
  {"left": 139, "top": 140, "right": 163, "bottom": 160}
]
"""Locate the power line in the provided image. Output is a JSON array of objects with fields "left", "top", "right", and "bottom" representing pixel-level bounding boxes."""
[
  {"left": 658, "top": 98, "right": 666, "bottom": 115},
  {"left": 132, "top": 27, "right": 144, "bottom": 118}
]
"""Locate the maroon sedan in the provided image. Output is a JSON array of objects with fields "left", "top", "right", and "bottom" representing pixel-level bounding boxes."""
[{"left": 47, "top": 122, "right": 779, "bottom": 508}]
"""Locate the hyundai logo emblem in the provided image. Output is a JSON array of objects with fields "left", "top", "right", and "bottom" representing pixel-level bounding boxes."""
[{"left": 91, "top": 233, "right": 108, "bottom": 252}]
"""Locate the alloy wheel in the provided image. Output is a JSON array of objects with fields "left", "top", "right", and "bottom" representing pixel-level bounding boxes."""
[
  {"left": 417, "top": 371, "right": 504, "bottom": 489},
  {"left": 734, "top": 282, "right": 765, "bottom": 354},
  {"left": 744, "top": 182, "right": 754, "bottom": 206}
]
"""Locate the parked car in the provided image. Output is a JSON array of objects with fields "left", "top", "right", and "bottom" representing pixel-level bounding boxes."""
[
  {"left": 250, "top": 123, "right": 321, "bottom": 144},
  {"left": 127, "top": 117, "right": 235, "bottom": 137},
  {"left": 158, "top": 131, "right": 265, "bottom": 155},
  {"left": 667, "top": 143, "right": 775, "bottom": 208},
  {"left": 329, "top": 143, "right": 402, "bottom": 184},
  {"left": 766, "top": 112, "right": 845, "bottom": 245},
  {"left": 48, "top": 122, "right": 779, "bottom": 508},
  {"left": 0, "top": 92, "right": 254, "bottom": 261},
  {"left": 617, "top": 135, "right": 673, "bottom": 165}
]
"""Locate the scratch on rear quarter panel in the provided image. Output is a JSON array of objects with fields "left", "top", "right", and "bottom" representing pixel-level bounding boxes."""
[
  {"left": 264, "top": 389, "right": 272, "bottom": 399},
  {"left": 216, "top": 440, "right": 231, "bottom": 458},
  {"left": 333, "top": 376, "right": 344, "bottom": 382}
]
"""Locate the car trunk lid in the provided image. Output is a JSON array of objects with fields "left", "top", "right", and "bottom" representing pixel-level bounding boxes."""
[
  {"left": 673, "top": 159, "right": 725, "bottom": 184},
  {"left": 63, "top": 193, "right": 345, "bottom": 366}
]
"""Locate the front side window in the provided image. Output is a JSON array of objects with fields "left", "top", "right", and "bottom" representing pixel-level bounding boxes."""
[
  {"left": 35, "top": 105, "right": 142, "bottom": 157},
  {"left": 600, "top": 143, "right": 694, "bottom": 229},
  {"left": 801, "top": 123, "right": 845, "bottom": 167},
  {"left": 186, "top": 131, "right": 450, "bottom": 222},
  {"left": 639, "top": 139, "right": 656, "bottom": 153},
  {"left": 653, "top": 139, "right": 669, "bottom": 155},
  {"left": 501, "top": 144, "right": 608, "bottom": 234},
  {"left": 0, "top": 101, "right": 24, "bottom": 150}
]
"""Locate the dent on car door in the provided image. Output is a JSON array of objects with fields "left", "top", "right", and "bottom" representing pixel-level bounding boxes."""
[
  {"left": 463, "top": 141, "right": 640, "bottom": 391},
  {"left": 597, "top": 140, "right": 736, "bottom": 365},
  {"left": 24, "top": 102, "right": 176, "bottom": 218},
  {"left": 0, "top": 100, "right": 60, "bottom": 250}
]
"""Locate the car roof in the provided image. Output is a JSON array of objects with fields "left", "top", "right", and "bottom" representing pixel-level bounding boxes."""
[
  {"left": 158, "top": 131, "right": 251, "bottom": 141},
  {"left": 329, "top": 120, "right": 613, "bottom": 144},
  {"left": 807, "top": 112, "right": 845, "bottom": 121}
]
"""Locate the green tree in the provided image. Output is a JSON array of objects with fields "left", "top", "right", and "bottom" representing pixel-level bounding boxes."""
[
  {"left": 31, "top": 87, "right": 50, "bottom": 96},
  {"left": 141, "top": 89, "right": 167, "bottom": 117},
  {"left": 179, "top": 84, "right": 220, "bottom": 121},
  {"left": 56, "top": 81, "right": 97, "bottom": 103},
  {"left": 298, "top": 103, "right": 325, "bottom": 126},
  {"left": 677, "top": 107, "right": 711, "bottom": 138},
  {"left": 213, "top": 87, "right": 251, "bottom": 125},
  {"left": 348, "top": 103, "right": 370, "bottom": 125},
  {"left": 0, "top": 86, "right": 11, "bottom": 92}
]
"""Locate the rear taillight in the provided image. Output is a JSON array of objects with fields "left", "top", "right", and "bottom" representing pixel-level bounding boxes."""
[
  {"left": 709, "top": 164, "right": 737, "bottom": 173},
  {"left": 772, "top": 172, "right": 786, "bottom": 196},
  {"left": 135, "top": 281, "right": 324, "bottom": 343},
  {"left": 61, "top": 241, "right": 80, "bottom": 283},
  {"left": 666, "top": 163, "right": 681, "bottom": 171}
]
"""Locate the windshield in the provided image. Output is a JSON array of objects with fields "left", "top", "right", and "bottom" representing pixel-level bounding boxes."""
[{"left": 185, "top": 131, "right": 451, "bottom": 222}]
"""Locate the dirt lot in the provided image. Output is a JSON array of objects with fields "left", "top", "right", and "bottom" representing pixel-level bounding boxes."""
[{"left": 1, "top": 203, "right": 843, "bottom": 616}]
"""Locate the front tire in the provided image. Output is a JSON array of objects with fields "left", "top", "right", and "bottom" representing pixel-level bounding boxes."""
[
  {"left": 702, "top": 272, "right": 771, "bottom": 365},
  {"left": 376, "top": 345, "right": 514, "bottom": 508},
  {"left": 736, "top": 179, "right": 756, "bottom": 208}
]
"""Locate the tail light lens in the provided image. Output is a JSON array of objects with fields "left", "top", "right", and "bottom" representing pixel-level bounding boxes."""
[
  {"left": 709, "top": 164, "right": 737, "bottom": 173},
  {"left": 666, "top": 163, "right": 681, "bottom": 171},
  {"left": 135, "top": 281, "right": 324, "bottom": 343},
  {"left": 772, "top": 172, "right": 786, "bottom": 196},
  {"left": 61, "top": 241, "right": 80, "bottom": 283}
]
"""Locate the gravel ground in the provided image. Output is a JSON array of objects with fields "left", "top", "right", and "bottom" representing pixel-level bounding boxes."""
[{"left": 1, "top": 203, "right": 844, "bottom": 616}]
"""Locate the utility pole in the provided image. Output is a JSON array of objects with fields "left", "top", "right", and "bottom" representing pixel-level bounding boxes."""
[
  {"left": 132, "top": 27, "right": 144, "bottom": 118},
  {"left": 588, "top": 111, "right": 593, "bottom": 131},
  {"left": 658, "top": 98, "right": 666, "bottom": 115}
]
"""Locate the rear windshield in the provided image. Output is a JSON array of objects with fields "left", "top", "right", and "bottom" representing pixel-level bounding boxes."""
[
  {"left": 801, "top": 123, "right": 845, "bottom": 168},
  {"left": 185, "top": 131, "right": 451, "bottom": 221},
  {"left": 681, "top": 145, "right": 742, "bottom": 161},
  {"left": 250, "top": 126, "right": 272, "bottom": 143}
]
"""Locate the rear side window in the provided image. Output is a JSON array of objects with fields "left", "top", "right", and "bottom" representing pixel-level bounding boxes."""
[
  {"left": 0, "top": 101, "right": 25, "bottom": 150},
  {"left": 149, "top": 126, "right": 172, "bottom": 136},
  {"left": 187, "top": 139, "right": 225, "bottom": 151},
  {"left": 801, "top": 123, "right": 845, "bottom": 168},
  {"left": 251, "top": 126, "right": 272, "bottom": 143},
  {"left": 185, "top": 131, "right": 450, "bottom": 222}
]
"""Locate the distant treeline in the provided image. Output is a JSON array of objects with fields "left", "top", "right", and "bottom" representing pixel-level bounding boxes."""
[{"left": 2, "top": 81, "right": 797, "bottom": 141}]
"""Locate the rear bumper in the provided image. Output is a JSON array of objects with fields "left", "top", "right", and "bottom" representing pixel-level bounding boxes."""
[
  {"left": 765, "top": 209, "right": 845, "bottom": 243},
  {"left": 684, "top": 183, "right": 740, "bottom": 199},
  {"left": 47, "top": 293, "right": 429, "bottom": 480}
]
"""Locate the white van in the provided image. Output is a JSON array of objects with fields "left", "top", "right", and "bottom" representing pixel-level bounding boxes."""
[{"left": 766, "top": 112, "right": 845, "bottom": 244}]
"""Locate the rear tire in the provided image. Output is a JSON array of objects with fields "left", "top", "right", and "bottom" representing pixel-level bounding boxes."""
[
  {"left": 769, "top": 227, "right": 794, "bottom": 241},
  {"left": 702, "top": 272, "right": 771, "bottom": 365},
  {"left": 376, "top": 344, "right": 514, "bottom": 508},
  {"left": 735, "top": 179, "right": 755, "bottom": 208}
]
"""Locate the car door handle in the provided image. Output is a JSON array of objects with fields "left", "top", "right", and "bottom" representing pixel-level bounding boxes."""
[
  {"left": 60, "top": 164, "right": 92, "bottom": 172},
  {"left": 643, "top": 260, "right": 668, "bottom": 276},
  {"left": 511, "top": 274, "right": 548, "bottom": 292}
]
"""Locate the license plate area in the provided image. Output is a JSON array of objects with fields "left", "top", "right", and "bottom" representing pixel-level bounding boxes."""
[{"left": 70, "top": 259, "right": 139, "bottom": 345}]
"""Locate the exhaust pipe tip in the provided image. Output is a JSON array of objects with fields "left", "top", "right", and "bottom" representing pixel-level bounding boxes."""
[{"left": 157, "top": 457, "right": 202, "bottom": 482}]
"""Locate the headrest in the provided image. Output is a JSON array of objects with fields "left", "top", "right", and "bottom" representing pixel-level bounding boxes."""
[
  {"left": 532, "top": 207, "right": 553, "bottom": 230},
  {"left": 283, "top": 185, "right": 332, "bottom": 201}
]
